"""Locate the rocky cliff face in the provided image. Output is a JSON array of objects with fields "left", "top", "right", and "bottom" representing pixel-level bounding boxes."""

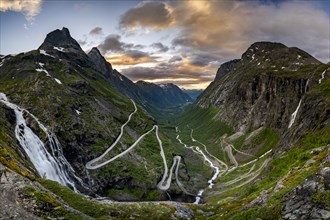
[
  {"left": 281, "top": 148, "right": 330, "bottom": 220},
  {"left": 214, "top": 59, "right": 240, "bottom": 81},
  {"left": 190, "top": 42, "right": 330, "bottom": 218},
  {"left": 88, "top": 47, "right": 113, "bottom": 78},
  {"left": 197, "top": 42, "right": 328, "bottom": 141}
]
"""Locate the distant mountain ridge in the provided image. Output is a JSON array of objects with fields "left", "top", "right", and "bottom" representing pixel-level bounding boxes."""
[
  {"left": 136, "top": 81, "right": 193, "bottom": 108},
  {"left": 38, "top": 27, "right": 192, "bottom": 112},
  {"left": 182, "top": 89, "right": 203, "bottom": 100}
]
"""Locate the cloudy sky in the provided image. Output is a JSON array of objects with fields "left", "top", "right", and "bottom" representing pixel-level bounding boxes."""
[{"left": 1, "top": 0, "right": 329, "bottom": 89}]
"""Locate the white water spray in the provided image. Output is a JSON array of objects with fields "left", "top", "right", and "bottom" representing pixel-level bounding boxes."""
[
  {"left": 0, "top": 93, "right": 77, "bottom": 190},
  {"left": 176, "top": 127, "right": 228, "bottom": 204},
  {"left": 318, "top": 69, "right": 327, "bottom": 84},
  {"left": 288, "top": 80, "right": 309, "bottom": 129}
]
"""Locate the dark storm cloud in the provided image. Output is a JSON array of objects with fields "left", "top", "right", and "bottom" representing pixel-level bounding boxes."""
[
  {"left": 89, "top": 26, "right": 103, "bottom": 35},
  {"left": 120, "top": 1, "right": 330, "bottom": 63},
  {"left": 168, "top": 56, "right": 182, "bottom": 63},
  {"left": 98, "top": 34, "right": 125, "bottom": 53},
  {"left": 119, "top": 2, "right": 173, "bottom": 31},
  {"left": 189, "top": 54, "right": 219, "bottom": 67},
  {"left": 98, "top": 34, "right": 147, "bottom": 54},
  {"left": 78, "top": 39, "right": 87, "bottom": 46},
  {"left": 150, "top": 42, "right": 169, "bottom": 52},
  {"left": 125, "top": 50, "right": 149, "bottom": 59}
]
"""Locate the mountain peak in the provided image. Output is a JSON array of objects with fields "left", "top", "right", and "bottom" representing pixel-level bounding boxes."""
[
  {"left": 249, "top": 41, "right": 286, "bottom": 51},
  {"left": 215, "top": 59, "right": 240, "bottom": 81},
  {"left": 242, "top": 42, "right": 286, "bottom": 60},
  {"left": 38, "top": 27, "right": 97, "bottom": 68},
  {"left": 39, "top": 27, "right": 81, "bottom": 50},
  {"left": 241, "top": 41, "right": 320, "bottom": 66},
  {"left": 88, "top": 47, "right": 103, "bottom": 59},
  {"left": 88, "top": 47, "right": 112, "bottom": 76},
  {"left": 89, "top": 47, "right": 100, "bottom": 55}
]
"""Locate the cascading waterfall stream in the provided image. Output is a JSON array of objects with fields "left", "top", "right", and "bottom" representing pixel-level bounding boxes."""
[
  {"left": 176, "top": 127, "right": 227, "bottom": 204},
  {"left": 288, "top": 99, "right": 302, "bottom": 129},
  {"left": 318, "top": 68, "right": 328, "bottom": 84},
  {"left": 0, "top": 93, "right": 78, "bottom": 191},
  {"left": 288, "top": 79, "right": 309, "bottom": 129},
  {"left": 177, "top": 126, "right": 273, "bottom": 204}
]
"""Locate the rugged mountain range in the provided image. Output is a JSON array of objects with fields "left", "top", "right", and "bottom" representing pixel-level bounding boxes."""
[
  {"left": 39, "top": 28, "right": 192, "bottom": 111},
  {"left": 0, "top": 28, "right": 195, "bottom": 202},
  {"left": 0, "top": 28, "right": 329, "bottom": 220}
]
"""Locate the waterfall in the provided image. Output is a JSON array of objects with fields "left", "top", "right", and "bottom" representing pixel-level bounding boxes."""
[
  {"left": 288, "top": 80, "right": 309, "bottom": 129},
  {"left": 0, "top": 93, "right": 77, "bottom": 191},
  {"left": 193, "top": 189, "right": 204, "bottom": 204},
  {"left": 288, "top": 99, "right": 302, "bottom": 129},
  {"left": 318, "top": 69, "right": 327, "bottom": 84}
]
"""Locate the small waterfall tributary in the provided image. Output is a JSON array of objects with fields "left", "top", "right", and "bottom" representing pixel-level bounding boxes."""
[
  {"left": 288, "top": 80, "right": 309, "bottom": 129},
  {"left": 0, "top": 93, "right": 78, "bottom": 191}
]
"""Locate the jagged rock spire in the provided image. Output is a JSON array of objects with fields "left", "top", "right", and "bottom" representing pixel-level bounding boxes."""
[
  {"left": 39, "top": 27, "right": 82, "bottom": 50},
  {"left": 88, "top": 47, "right": 113, "bottom": 76}
]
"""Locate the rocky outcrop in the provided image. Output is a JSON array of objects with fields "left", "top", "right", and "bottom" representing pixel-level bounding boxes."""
[
  {"left": 39, "top": 27, "right": 82, "bottom": 52},
  {"left": 214, "top": 59, "right": 240, "bottom": 81},
  {"left": 241, "top": 42, "right": 321, "bottom": 68},
  {"left": 281, "top": 147, "right": 330, "bottom": 220},
  {"left": 38, "top": 27, "right": 94, "bottom": 68},
  {"left": 88, "top": 47, "right": 113, "bottom": 78},
  {"left": 0, "top": 164, "right": 40, "bottom": 220},
  {"left": 0, "top": 163, "right": 88, "bottom": 219}
]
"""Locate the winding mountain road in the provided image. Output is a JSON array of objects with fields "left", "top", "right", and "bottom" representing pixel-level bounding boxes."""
[
  {"left": 213, "top": 158, "right": 271, "bottom": 195},
  {"left": 86, "top": 99, "right": 138, "bottom": 169},
  {"left": 86, "top": 100, "right": 193, "bottom": 195}
]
